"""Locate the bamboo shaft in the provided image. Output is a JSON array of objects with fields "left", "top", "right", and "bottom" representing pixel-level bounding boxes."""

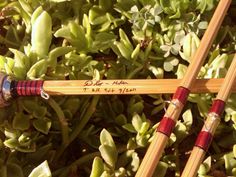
[
  {"left": 43, "top": 78, "right": 236, "bottom": 95},
  {"left": 136, "top": 1, "right": 231, "bottom": 177},
  {"left": 180, "top": 0, "right": 232, "bottom": 88},
  {"left": 216, "top": 54, "right": 236, "bottom": 101},
  {"left": 134, "top": 132, "right": 168, "bottom": 177},
  {"left": 181, "top": 147, "right": 206, "bottom": 177},
  {"left": 182, "top": 55, "right": 236, "bottom": 177}
]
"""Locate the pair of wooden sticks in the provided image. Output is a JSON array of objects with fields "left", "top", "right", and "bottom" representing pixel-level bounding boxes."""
[
  {"left": 0, "top": 0, "right": 233, "bottom": 176},
  {"left": 135, "top": 0, "right": 233, "bottom": 177}
]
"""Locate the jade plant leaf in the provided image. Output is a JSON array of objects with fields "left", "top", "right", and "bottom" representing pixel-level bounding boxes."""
[
  {"left": 99, "top": 129, "right": 118, "bottom": 168},
  {"left": 28, "top": 161, "right": 52, "bottom": 177},
  {"left": 32, "top": 118, "right": 52, "bottom": 134},
  {"left": 12, "top": 113, "right": 30, "bottom": 131},
  {"left": 90, "top": 157, "right": 104, "bottom": 177}
]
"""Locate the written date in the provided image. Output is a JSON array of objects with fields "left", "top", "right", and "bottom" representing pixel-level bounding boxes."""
[
  {"left": 118, "top": 88, "right": 137, "bottom": 94},
  {"left": 82, "top": 87, "right": 136, "bottom": 94}
]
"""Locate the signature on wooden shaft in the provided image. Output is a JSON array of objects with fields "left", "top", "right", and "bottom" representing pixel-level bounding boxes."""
[{"left": 82, "top": 80, "right": 136, "bottom": 94}]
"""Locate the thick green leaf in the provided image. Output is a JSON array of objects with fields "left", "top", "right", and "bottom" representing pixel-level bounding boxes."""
[
  {"left": 224, "top": 152, "right": 236, "bottom": 174},
  {"left": 100, "top": 129, "right": 116, "bottom": 148},
  {"left": 13, "top": 113, "right": 30, "bottom": 131},
  {"left": 129, "top": 152, "right": 139, "bottom": 172},
  {"left": 28, "top": 161, "right": 52, "bottom": 177},
  {"left": 99, "top": 144, "right": 117, "bottom": 168},
  {"left": 198, "top": 156, "right": 211, "bottom": 175},
  {"left": 122, "top": 123, "right": 136, "bottom": 133},
  {"left": 153, "top": 161, "right": 168, "bottom": 177},
  {"left": 33, "top": 118, "right": 51, "bottom": 134},
  {"left": 182, "top": 109, "right": 193, "bottom": 130},
  {"left": 131, "top": 113, "right": 143, "bottom": 132},
  {"left": 90, "top": 157, "right": 104, "bottom": 177}
]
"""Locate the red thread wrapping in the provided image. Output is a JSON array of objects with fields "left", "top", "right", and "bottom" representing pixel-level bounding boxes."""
[
  {"left": 36, "top": 80, "right": 43, "bottom": 95},
  {"left": 16, "top": 81, "right": 22, "bottom": 96},
  {"left": 22, "top": 81, "right": 26, "bottom": 96},
  {"left": 157, "top": 117, "right": 176, "bottom": 137},
  {"left": 172, "top": 86, "right": 190, "bottom": 104},
  {"left": 209, "top": 99, "right": 225, "bottom": 115},
  {"left": 195, "top": 131, "right": 213, "bottom": 151},
  {"left": 15, "top": 80, "right": 44, "bottom": 96},
  {"left": 30, "top": 80, "right": 37, "bottom": 95},
  {"left": 26, "top": 81, "right": 31, "bottom": 96}
]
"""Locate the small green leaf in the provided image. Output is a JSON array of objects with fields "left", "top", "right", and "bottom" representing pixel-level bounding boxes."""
[
  {"left": 148, "top": 66, "right": 164, "bottom": 79},
  {"left": 153, "top": 161, "right": 168, "bottom": 177},
  {"left": 31, "top": 6, "right": 43, "bottom": 25},
  {"left": 127, "top": 138, "right": 137, "bottom": 149},
  {"left": 119, "top": 28, "right": 133, "bottom": 51},
  {"left": 4, "top": 129, "right": 19, "bottom": 139},
  {"left": 198, "top": 21, "right": 208, "bottom": 29},
  {"left": 89, "top": 6, "right": 107, "bottom": 25},
  {"left": 54, "top": 26, "right": 71, "bottom": 39},
  {"left": 48, "top": 46, "right": 75, "bottom": 66},
  {"left": 4, "top": 138, "right": 19, "bottom": 149},
  {"left": 100, "top": 129, "right": 116, "bottom": 147},
  {"left": 90, "top": 157, "right": 104, "bottom": 177},
  {"left": 33, "top": 118, "right": 51, "bottom": 134},
  {"left": 115, "top": 41, "right": 132, "bottom": 60},
  {"left": 115, "top": 114, "right": 127, "bottom": 126},
  {"left": 32, "top": 106, "right": 47, "bottom": 119},
  {"left": 139, "top": 122, "right": 150, "bottom": 134},
  {"left": 122, "top": 124, "right": 136, "bottom": 133},
  {"left": 132, "top": 113, "right": 143, "bottom": 132},
  {"left": 27, "top": 59, "right": 47, "bottom": 79},
  {"left": 130, "top": 152, "right": 140, "bottom": 172},
  {"left": 136, "top": 134, "right": 149, "bottom": 147},
  {"left": 182, "top": 109, "right": 193, "bottom": 130},
  {"left": 99, "top": 144, "right": 117, "bottom": 167},
  {"left": 224, "top": 152, "right": 236, "bottom": 174},
  {"left": 31, "top": 11, "right": 52, "bottom": 57},
  {"left": 13, "top": 113, "right": 30, "bottom": 131},
  {"left": 129, "top": 102, "right": 144, "bottom": 115},
  {"left": 28, "top": 161, "right": 52, "bottom": 177},
  {"left": 176, "top": 64, "right": 187, "bottom": 79},
  {"left": 174, "top": 122, "right": 188, "bottom": 143},
  {"left": 198, "top": 156, "right": 211, "bottom": 175},
  {"left": 131, "top": 44, "right": 140, "bottom": 60},
  {"left": 115, "top": 167, "right": 126, "bottom": 177},
  {"left": 18, "top": 132, "right": 31, "bottom": 146},
  {"left": 100, "top": 171, "right": 112, "bottom": 177},
  {"left": 233, "top": 145, "right": 236, "bottom": 158}
]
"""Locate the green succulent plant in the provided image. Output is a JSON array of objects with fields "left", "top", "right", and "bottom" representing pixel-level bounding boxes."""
[{"left": 0, "top": 0, "right": 235, "bottom": 176}]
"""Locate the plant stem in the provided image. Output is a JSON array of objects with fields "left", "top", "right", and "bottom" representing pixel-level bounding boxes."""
[
  {"left": 69, "top": 95, "right": 100, "bottom": 143},
  {"left": 127, "top": 66, "right": 143, "bottom": 79},
  {"left": 174, "top": 144, "right": 180, "bottom": 177},
  {"left": 212, "top": 140, "right": 221, "bottom": 154},
  {"left": 48, "top": 98, "right": 69, "bottom": 146},
  {"left": 53, "top": 96, "right": 100, "bottom": 161},
  {"left": 0, "top": 35, "right": 19, "bottom": 47}
]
